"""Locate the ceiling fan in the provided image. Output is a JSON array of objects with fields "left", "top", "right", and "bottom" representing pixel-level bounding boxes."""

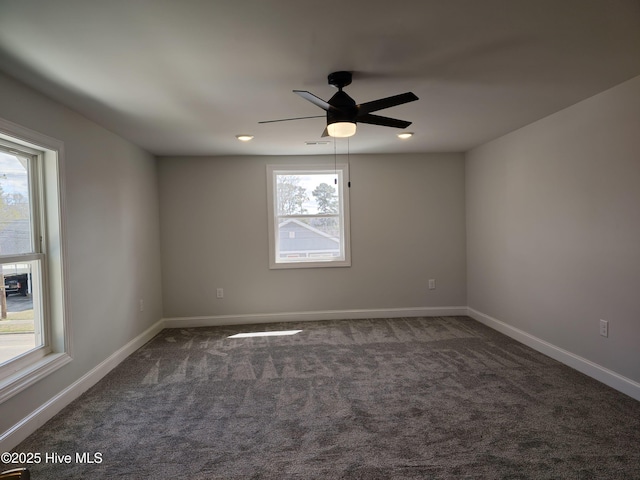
[{"left": 259, "top": 71, "right": 419, "bottom": 138}]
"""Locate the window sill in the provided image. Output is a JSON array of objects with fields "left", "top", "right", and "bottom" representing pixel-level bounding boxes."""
[
  {"left": 269, "top": 259, "right": 351, "bottom": 269},
  {"left": 0, "top": 352, "right": 72, "bottom": 403}
]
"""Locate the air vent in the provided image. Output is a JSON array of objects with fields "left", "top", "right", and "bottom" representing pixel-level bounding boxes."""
[{"left": 305, "top": 141, "right": 331, "bottom": 145}]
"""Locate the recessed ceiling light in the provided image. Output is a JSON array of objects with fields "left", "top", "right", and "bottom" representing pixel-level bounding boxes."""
[
  {"left": 397, "top": 132, "right": 414, "bottom": 139},
  {"left": 236, "top": 134, "right": 254, "bottom": 142}
]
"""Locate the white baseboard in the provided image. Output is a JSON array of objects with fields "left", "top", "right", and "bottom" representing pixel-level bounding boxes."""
[
  {"left": 0, "top": 319, "right": 164, "bottom": 453},
  {"left": 467, "top": 308, "right": 640, "bottom": 402},
  {"left": 163, "top": 306, "right": 469, "bottom": 328}
]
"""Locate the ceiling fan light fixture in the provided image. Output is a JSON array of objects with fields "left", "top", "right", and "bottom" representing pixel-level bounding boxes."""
[
  {"left": 327, "top": 121, "right": 356, "bottom": 138},
  {"left": 397, "top": 132, "right": 414, "bottom": 139},
  {"left": 236, "top": 134, "right": 254, "bottom": 142}
]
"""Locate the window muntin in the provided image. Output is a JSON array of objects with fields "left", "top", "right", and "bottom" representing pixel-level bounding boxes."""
[{"left": 267, "top": 165, "right": 351, "bottom": 269}]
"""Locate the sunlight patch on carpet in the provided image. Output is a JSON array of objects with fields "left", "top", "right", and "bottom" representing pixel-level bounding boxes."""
[{"left": 228, "top": 330, "right": 302, "bottom": 338}]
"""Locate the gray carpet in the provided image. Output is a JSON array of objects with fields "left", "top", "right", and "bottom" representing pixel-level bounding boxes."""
[{"left": 9, "top": 316, "right": 640, "bottom": 479}]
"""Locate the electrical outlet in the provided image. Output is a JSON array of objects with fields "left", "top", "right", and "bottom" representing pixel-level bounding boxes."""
[
  {"left": 599, "top": 319, "right": 608, "bottom": 337},
  {"left": 428, "top": 279, "right": 436, "bottom": 290},
  {"left": 216, "top": 288, "right": 224, "bottom": 299},
  {"left": 139, "top": 299, "right": 144, "bottom": 312}
]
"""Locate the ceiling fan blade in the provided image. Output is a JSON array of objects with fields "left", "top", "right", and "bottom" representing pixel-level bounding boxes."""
[
  {"left": 357, "top": 92, "right": 419, "bottom": 115},
  {"left": 259, "top": 115, "right": 325, "bottom": 124},
  {"left": 294, "top": 90, "right": 333, "bottom": 111},
  {"left": 321, "top": 126, "right": 330, "bottom": 137},
  {"left": 357, "top": 113, "right": 412, "bottom": 129}
]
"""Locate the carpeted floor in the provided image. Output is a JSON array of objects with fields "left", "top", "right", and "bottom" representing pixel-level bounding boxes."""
[{"left": 9, "top": 316, "right": 640, "bottom": 479}]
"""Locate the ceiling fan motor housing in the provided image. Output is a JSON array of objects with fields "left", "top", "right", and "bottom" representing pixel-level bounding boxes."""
[{"left": 327, "top": 90, "right": 357, "bottom": 124}]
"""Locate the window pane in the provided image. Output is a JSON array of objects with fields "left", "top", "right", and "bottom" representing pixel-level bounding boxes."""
[
  {"left": 275, "top": 172, "right": 340, "bottom": 216},
  {"left": 0, "top": 151, "right": 33, "bottom": 255},
  {"left": 0, "top": 261, "right": 43, "bottom": 365},
  {"left": 276, "top": 216, "right": 343, "bottom": 262}
]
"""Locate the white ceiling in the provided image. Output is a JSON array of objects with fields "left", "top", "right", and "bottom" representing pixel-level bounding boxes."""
[{"left": 0, "top": 0, "right": 639, "bottom": 156}]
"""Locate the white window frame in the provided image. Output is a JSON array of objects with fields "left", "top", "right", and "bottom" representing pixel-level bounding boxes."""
[
  {"left": 266, "top": 164, "right": 351, "bottom": 269},
  {"left": 0, "top": 118, "right": 71, "bottom": 403}
]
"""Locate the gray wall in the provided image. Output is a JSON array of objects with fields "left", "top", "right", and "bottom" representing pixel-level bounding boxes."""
[
  {"left": 466, "top": 75, "right": 640, "bottom": 383},
  {"left": 159, "top": 153, "right": 466, "bottom": 318},
  {"left": 0, "top": 72, "right": 163, "bottom": 433}
]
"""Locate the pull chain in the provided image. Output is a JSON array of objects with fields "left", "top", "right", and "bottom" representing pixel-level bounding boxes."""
[
  {"left": 347, "top": 136, "right": 351, "bottom": 188},
  {"left": 334, "top": 137, "right": 337, "bottom": 185}
]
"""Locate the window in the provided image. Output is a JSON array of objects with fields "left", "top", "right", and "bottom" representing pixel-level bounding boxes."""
[
  {"left": 0, "top": 118, "right": 70, "bottom": 403},
  {"left": 267, "top": 164, "right": 351, "bottom": 269}
]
